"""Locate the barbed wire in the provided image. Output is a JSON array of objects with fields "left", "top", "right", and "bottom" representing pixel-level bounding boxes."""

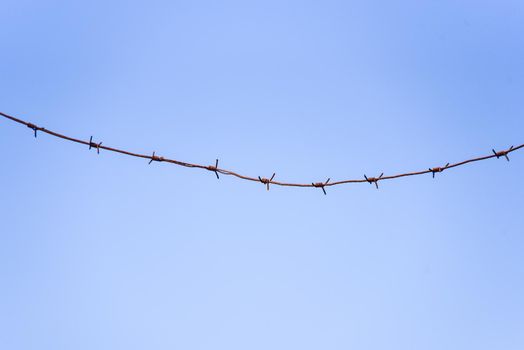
[{"left": 1, "top": 111, "right": 522, "bottom": 194}]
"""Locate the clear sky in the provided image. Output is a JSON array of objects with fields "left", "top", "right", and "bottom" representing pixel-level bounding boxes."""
[{"left": 1, "top": 1, "right": 523, "bottom": 349}]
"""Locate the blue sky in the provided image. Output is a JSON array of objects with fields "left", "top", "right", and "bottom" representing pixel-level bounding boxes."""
[{"left": 1, "top": 1, "right": 523, "bottom": 349}]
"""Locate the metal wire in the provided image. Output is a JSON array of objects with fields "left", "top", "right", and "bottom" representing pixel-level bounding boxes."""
[{"left": 1, "top": 111, "right": 522, "bottom": 193}]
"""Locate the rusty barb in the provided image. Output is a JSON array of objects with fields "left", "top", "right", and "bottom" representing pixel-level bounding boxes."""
[
  {"left": 364, "top": 173, "right": 384, "bottom": 189},
  {"left": 429, "top": 163, "right": 450, "bottom": 178},
  {"left": 1, "top": 111, "right": 523, "bottom": 195},
  {"left": 492, "top": 146, "right": 514, "bottom": 162},
  {"left": 258, "top": 173, "right": 276, "bottom": 191},
  {"left": 148, "top": 151, "right": 165, "bottom": 164},
  {"left": 207, "top": 159, "right": 220, "bottom": 179},
  {"left": 89, "top": 136, "right": 103, "bottom": 154},
  {"left": 312, "top": 178, "right": 330, "bottom": 195},
  {"left": 26, "top": 123, "right": 39, "bottom": 138}
]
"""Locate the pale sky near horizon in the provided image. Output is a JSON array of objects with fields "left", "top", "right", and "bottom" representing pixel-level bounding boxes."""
[{"left": 1, "top": 1, "right": 523, "bottom": 349}]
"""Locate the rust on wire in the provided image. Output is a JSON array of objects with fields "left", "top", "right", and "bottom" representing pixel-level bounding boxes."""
[
  {"left": 312, "top": 178, "right": 330, "bottom": 195},
  {"left": 148, "top": 151, "right": 165, "bottom": 164},
  {"left": 207, "top": 159, "right": 220, "bottom": 179},
  {"left": 89, "top": 136, "right": 102, "bottom": 154},
  {"left": 1, "top": 111, "right": 523, "bottom": 193},
  {"left": 429, "top": 163, "right": 450, "bottom": 178},
  {"left": 258, "top": 173, "right": 276, "bottom": 191},
  {"left": 364, "top": 173, "right": 384, "bottom": 189},
  {"left": 492, "top": 146, "right": 513, "bottom": 161},
  {"left": 26, "top": 122, "right": 39, "bottom": 138}
]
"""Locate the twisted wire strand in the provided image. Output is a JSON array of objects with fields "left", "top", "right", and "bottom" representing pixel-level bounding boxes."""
[{"left": 1, "top": 111, "right": 522, "bottom": 191}]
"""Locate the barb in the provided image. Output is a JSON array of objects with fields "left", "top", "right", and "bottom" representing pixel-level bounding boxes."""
[
  {"left": 207, "top": 159, "right": 220, "bottom": 179},
  {"left": 27, "top": 123, "right": 39, "bottom": 138},
  {"left": 429, "top": 163, "right": 449, "bottom": 178},
  {"left": 1, "top": 111, "right": 522, "bottom": 193},
  {"left": 312, "top": 178, "right": 330, "bottom": 195},
  {"left": 149, "top": 151, "right": 165, "bottom": 164},
  {"left": 258, "top": 173, "right": 276, "bottom": 191},
  {"left": 364, "top": 173, "right": 384, "bottom": 189},
  {"left": 492, "top": 146, "right": 513, "bottom": 162},
  {"left": 89, "top": 136, "right": 103, "bottom": 154}
]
